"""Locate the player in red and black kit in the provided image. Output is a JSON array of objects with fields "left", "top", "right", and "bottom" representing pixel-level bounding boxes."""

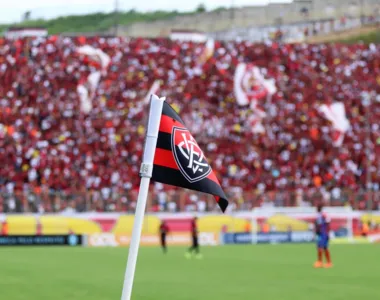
[
  {"left": 185, "top": 217, "right": 202, "bottom": 259},
  {"left": 159, "top": 221, "right": 169, "bottom": 254}
]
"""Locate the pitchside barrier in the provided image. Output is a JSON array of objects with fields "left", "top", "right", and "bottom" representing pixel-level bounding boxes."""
[
  {"left": 0, "top": 208, "right": 379, "bottom": 246},
  {"left": 83, "top": 232, "right": 219, "bottom": 247}
]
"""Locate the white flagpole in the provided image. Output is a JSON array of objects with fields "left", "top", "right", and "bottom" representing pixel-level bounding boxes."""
[{"left": 121, "top": 94, "right": 165, "bottom": 300}]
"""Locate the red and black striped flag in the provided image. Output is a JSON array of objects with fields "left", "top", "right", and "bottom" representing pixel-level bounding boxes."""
[{"left": 152, "top": 101, "right": 228, "bottom": 212}]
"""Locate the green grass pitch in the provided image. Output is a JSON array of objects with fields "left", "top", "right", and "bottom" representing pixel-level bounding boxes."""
[{"left": 0, "top": 244, "right": 378, "bottom": 300}]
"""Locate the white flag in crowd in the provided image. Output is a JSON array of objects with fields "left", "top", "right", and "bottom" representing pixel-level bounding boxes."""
[
  {"left": 144, "top": 80, "right": 161, "bottom": 105},
  {"left": 127, "top": 80, "right": 162, "bottom": 118},
  {"left": 77, "top": 85, "right": 92, "bottom": 114},
  {"left": 87, "top": 71, "right": 102, "bottom": 93},
  {"left": 76, "top": 46, "right": 111, "bottom": 113},
  {"left": 77, "top": 45, "right": 111, "bottom": 71},
  {"left": 234, "top": 63, "right": 276, "bottom": 134},
  {"left": 234, "top": 63, "right": 277, "bottom": 107},
  {"left": 247, "top": 109, "right": 267, "bottom": 134},
  {"left": 319, "top": 102, "right": 350, "bottom": 147},
  {"left": 198, "top": 39, "right": 215, "bottom": 66}
]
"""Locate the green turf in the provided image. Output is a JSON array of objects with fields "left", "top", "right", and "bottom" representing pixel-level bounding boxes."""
[{"left": 0, "top": 244, "right": 378, "bottom": 300}]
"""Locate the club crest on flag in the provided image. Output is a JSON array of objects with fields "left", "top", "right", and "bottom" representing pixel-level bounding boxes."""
[{"left": 171, "top": 127, "right": 211, "bottom": 183}]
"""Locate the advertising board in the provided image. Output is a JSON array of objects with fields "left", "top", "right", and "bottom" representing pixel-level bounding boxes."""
[
  {"left": 222, "top": 231, "right": 315, "bottom": 245},
  {"left": 0, "top": 235, "right": 82, "bottom": 246}
]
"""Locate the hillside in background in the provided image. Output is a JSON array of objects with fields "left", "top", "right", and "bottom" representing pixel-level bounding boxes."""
[
  {"left": 0, "top": 11, "right": 184, "bottom": 34},
  {"left": 0, "top": 5, "right": 217, "bottom": 34}
]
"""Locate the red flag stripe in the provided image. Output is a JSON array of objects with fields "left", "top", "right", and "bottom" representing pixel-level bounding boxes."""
[
  {"left": 153, "top": 148, "right": 178, "bottom": 170},
  {"left": 159, "top": 115, "right": 186, "bottom": 134},
  {"left": 206, "top": 170, "right": 221, "bottom": 186}
]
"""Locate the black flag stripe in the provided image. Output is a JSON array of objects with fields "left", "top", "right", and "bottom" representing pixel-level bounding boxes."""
[
  {"left": 156, "top": 132, "right": 172, "bottom": 151},
  {"left": 162, "top": 102, "right": 185, "bottom": 124},
  {"left": 152, "top": 166, "right": 228, "bottom": 212}
]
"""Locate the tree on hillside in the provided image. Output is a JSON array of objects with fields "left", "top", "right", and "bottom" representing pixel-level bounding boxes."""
[
  {"left": 213, "top": 6, "right": 226, "bottom": 12},
  {"left": 23, "top": 11, "right": 31, "bottom": 22},
  {"left": 196, "top": 3, "right": 207, "bottom": 13}
]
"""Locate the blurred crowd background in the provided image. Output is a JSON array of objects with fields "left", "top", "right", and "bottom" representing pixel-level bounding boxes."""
[{"left": 0, "top": 0, "right": 379, "bottom": 214}]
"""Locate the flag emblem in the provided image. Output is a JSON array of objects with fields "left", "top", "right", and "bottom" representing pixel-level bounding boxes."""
[{"left": 172, "top": 127, "right": 211, "bottom": 183}]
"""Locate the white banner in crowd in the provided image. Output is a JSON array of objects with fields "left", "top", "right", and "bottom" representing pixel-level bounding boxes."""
[
  {"left": 87, "top": 71, "right": 102, "bottom": 92},
  {"left": 319, "top": 102, "right": 350, "bottom": 147},
  {"left": 234, "top": 63, "right": 277, "bottom": 133},
  {"left": 77, "top": 45, "right": 111, "bottom": 71},
  {"left": 77, "top": 85, "right": 92, "bottom": 114},
  {"left": 125, "top": 80, "right": 162, "bottom": 118},
  {"left": 76, "top": 71, "right": 102, "bottom": 114},
  {"left": 144, "top": 80, "right": 161, "bottom": 105},
  {"left": 198, "top": 38, "right": 215, "bottom": 65},
  {"left": 247, "top": 108, "right": 267, "bottom": 134},
  {"left": 76, "top": 45, "right": 111, "bottom": 114},
  {"left": 234, "top": 63, "right": 277, "bottom": 107}
]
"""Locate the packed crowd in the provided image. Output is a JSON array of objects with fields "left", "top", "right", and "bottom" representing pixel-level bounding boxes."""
[{"left": 0, "top": 36, "right": 379, "bottom": 213}]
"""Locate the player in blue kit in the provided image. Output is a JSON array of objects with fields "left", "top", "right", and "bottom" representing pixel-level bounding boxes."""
[{"left": 314, "top": 205, "right": 333, "bottom": 268}]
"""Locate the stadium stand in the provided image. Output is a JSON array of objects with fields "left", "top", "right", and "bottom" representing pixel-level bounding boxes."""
[
  {"left": 0, "top": 36, "right": 379, "bottom": 213},
  {"left": 117, "top": 0, "right": 380, "bottom": 38}
]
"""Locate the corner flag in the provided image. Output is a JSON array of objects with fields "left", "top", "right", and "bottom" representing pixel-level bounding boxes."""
[
  {"left": 120, "top": 95, "right": 228, "bottom": 300},
  {"left": 152, "top": 101, "right": 228, "bottom": 212}
]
